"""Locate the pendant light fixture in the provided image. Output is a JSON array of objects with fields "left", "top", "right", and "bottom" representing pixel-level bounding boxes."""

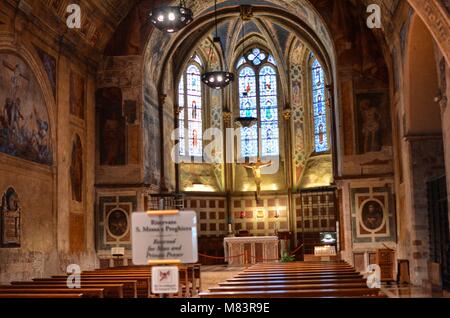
[
  {"left": 201, "top": 0, "right": 234, "bottom": 90},
  {"left": 235, "top": 15, "right": 257, "bottom": 128},
  {"left": 149, "top": 0, "right": 193, "bottom": 34}
]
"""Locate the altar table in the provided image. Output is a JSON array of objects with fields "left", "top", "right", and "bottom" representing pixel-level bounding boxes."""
[{"left": 224, "top": 236, "right": 279, "bottom": 266}]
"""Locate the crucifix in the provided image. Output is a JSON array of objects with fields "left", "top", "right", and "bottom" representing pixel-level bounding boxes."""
[{"left": 243, "top": 157, "right": 272, "bottom": 202}]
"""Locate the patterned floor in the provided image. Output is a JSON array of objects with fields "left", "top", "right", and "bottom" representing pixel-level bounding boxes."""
[{"left": 200, "top": 265, "right": 450, "bottom": 298}]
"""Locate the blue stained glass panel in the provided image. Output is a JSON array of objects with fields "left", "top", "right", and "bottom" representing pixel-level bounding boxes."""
[
  {"left": 241, "top": 126, "right": 258, "bottom": 158},
  {"left": 183, "top": 64, "right": 202, "bottom": 157},
  {"left": 240, "top": 98, "right": 257, "bottom": 118},
  {"left": 239, "top": 67, "right": 258, "bottom": 157},
  {"left": 187, "top": 65, "right": 201, "bottom": 95},
  {"left": 259, "top": 66, "right": 277, "bottom": 96},
  {"left": 237, "top": 49, "right": 280, "bottom": 158},
  {"left": 311, "top": 58, "right": 329, "bottom": 153},
  {"left": 259, "top": 65, "right": 279, "bottom": 157},
  {"left": 239, "top": 67, "right": 256, "bottom": 97},
  {"left": 314, "top": 133, "right": 328, "bottom": 153}
]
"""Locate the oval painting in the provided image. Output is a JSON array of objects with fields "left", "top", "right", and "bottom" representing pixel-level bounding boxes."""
[
  {"left": 361, "top": 200, "right": 384, "bottom": 231},
  {"left": 107, "top": 209, "right": 128, "bottom": 237}
]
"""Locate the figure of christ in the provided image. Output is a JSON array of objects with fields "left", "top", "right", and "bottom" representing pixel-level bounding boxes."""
[
  {"left": 103, "top": 114, "right": 121, "bottom": 165},
  {"left": 360, "top": 99, "right": 382, "bottom": 153},
  {"left": 243, "top": 158, "right": 272, "bottom": 200}
]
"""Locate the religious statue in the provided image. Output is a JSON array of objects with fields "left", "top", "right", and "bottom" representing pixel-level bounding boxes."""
[
  {"left": 360, "top": 99, "right": 382, "bottom": 153},
  {"left": 1, "top": 187, "right": 21, "bottom": 247},
  {"left": 243, "top": 157, "right": 272, "bottom": 201}
]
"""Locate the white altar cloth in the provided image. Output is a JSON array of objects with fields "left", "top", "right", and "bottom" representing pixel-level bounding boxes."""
[{"left": 224, "top": 236, "right": 279, "bottom": 265}]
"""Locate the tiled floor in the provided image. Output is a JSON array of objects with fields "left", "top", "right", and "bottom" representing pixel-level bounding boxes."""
[{"left": 200, "top": 265, "right": 450, "bottom": 298}]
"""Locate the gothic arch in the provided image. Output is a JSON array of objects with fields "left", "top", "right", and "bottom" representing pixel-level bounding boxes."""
[
  {"left": 405, "top": 14, "right": 441, "bottom": 135},
  {"left": 0, "top": 36, "right": 56, "bottom": 166},
  {"left": 407, "top": 0, "right": 450, "bottom": 65}
]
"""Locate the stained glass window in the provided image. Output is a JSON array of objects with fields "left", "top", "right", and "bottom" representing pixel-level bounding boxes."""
[
  {"left": 178, "top": 59, "right": 203, "bottom": 157},
  {"left": 311, "top": 58, "right": 328, "bottom": 153},
  {"left": 178, "top": 76, "right": 185, "bottom": 156},
  {"left": 237, "top": 47, "right": 279, "bottom": 158},
  {"left": 259, "top": 66, "right": 279, "bottom": 157},
  {"left": 239, "top": 67, "right": 258, "bottom": 157}
]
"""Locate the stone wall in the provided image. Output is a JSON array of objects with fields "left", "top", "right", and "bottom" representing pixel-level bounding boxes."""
[
  {"left": 0, "top": 1, "right": 98, "bottom": 283},
  {"left": 407, "top": 138, "right": 446, "bottom": 285}
]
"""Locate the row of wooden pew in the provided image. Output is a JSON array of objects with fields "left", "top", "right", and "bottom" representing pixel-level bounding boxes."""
[
  {"left": 0, "top": 264, "right": 201, "bottom": 298},
  {"left": 199, "top": 261, "right": 387, "bottom": 298}
]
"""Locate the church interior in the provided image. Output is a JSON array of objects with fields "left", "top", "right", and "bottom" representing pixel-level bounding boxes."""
[{"left": 0, "top": 0, "right": 449, "bottom": 299}]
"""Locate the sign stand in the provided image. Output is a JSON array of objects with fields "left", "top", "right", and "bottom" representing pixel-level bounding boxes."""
[
  {"left": 132, "top": 208, "right": 198, "bottom": 298},
  {"left": 146, "top": 210, "right": 182, "bottom": 298}
]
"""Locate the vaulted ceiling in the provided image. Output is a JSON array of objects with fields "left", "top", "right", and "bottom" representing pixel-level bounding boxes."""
[{"left": 14, "top": 0, "right": 427, "bottom": 63}]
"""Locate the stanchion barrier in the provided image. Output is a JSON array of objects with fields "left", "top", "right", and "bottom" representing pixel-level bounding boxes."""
[
  {"left": 197, "top": 253, "right": 245, "bottom": 260},
  {"left": 197, "top": 244, "right": 304, "bottom": 262}
]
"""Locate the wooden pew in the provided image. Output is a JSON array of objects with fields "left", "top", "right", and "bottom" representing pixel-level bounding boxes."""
[
  {"left": 226, "top": 274, "right": 364, "bottom": 282},
  {"left": 51, "top": 275, "right": 148, "bottom": 298},
  {"left": 208, "top": 283, "right": 369, "bottom": 292},
  {"left": 29, "top": 278, "right": 137, "bottom": 298},
  {"left": 219, "top": 278, "right": 367, "bottom": 286},
  {"left": 199, "top": 288, "right": 383, "bottom": 298},
  {"left": 0, "top": 288, "right": 104, "bottom": 298},
  {"left": 200, "top": 261, "right": 385, "bottom": 298},
  {"left": 0, "top": 293, "right": 84, "bottom": 299},
  {"left": 5, "top": 283, "right": 123, "bottom": 298}
]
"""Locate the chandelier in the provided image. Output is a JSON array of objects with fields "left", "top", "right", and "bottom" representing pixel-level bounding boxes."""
[
  {"left": 234, "top": 14, "right": 256, "bottom": 127},
  {"left": 149, "top": 1, "right": 193, "bottom": 33},
  {"left": 201, "top": 0, "right": 234, "bottom": 90}
]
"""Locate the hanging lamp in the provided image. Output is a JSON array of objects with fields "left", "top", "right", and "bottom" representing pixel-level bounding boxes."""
[
  {"left": 235, "top": 15, "right": 257, "bottom": 128},
  {"left": 149, "top": 0, "right": 193, "bottom": 34},
  {"left": 201, "top": 0, "right": 234, "bottom": 90}
]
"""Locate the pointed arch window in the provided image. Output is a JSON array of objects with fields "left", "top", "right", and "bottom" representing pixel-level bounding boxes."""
[
  {"left": 237, "top": 48, "right": 279, "bottom": 158},
  {"left": 178, "top": 59, "right": 203, "bottom": 157},
  {"left": 311, "top": 58, "right": 329, "bottom": 153}
]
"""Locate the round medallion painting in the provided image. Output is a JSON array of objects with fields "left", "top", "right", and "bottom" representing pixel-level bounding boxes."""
[
  {"left": 107, "top": 209, "right": 128, "bottom": 237},
  {"left": 361, "top": 200, "right": 384, "bottom": 231}
]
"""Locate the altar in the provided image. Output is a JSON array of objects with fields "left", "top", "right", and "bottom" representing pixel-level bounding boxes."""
[{"left": 224, "top": 236, "right": 279, "bottom": 266}]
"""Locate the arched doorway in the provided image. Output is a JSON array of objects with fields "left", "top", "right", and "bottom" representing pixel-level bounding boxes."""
[{"left": 404, "top": 15, "right": 449, "bottom": 289}]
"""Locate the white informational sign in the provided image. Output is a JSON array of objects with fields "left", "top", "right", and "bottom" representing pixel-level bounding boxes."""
[
  {"left": 151, "top": 266, "right": 179, "bottom": 294},
  {"left": 132, "top": 211, "right": 198, "bottom": 265}
]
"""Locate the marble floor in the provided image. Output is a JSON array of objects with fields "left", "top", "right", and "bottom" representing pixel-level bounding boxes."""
[
  {"left": 381, "top": 283, "right": 450, "bottom": 298},
  {"left": 199, "top": 265, "right": 450, "bottom": 298},
  {"left": 200, "top": 265, "right": 244, "bottom": 292}
]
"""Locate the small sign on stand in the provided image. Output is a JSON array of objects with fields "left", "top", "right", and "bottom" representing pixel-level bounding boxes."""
[
  {"left": 132, "top": 209, "right": 198, "bottom": 297},
  {"left": 151, "top": 266, "right": 179, "bottom": 294}
]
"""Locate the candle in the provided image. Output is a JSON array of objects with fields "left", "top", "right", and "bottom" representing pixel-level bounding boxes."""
[{"left": 228, "top": 224, "right": 232, "bottom": 233}]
